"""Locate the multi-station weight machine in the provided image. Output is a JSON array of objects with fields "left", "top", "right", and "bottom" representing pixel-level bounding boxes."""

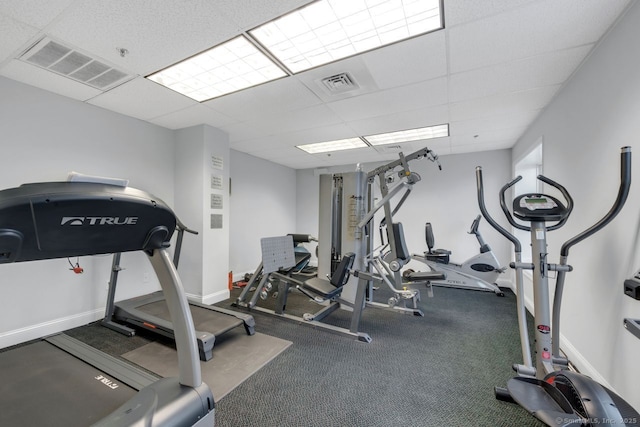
[
  {"left": 318, "top": 147, "right": 444, "bottom": 316},
  {"left": 235, "top": 147, "right": 444, "bottom": 341}
]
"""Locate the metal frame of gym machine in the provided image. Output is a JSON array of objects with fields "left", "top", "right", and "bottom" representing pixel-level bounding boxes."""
[
  {"left": 102, "top": 217, "right": 255, "bottom": 362},
  {"left": 318, "top": 147, "right": 444, "bottom": 317},
  {"left": 0, "top": 181, "right": 214, "bottom": 426}
]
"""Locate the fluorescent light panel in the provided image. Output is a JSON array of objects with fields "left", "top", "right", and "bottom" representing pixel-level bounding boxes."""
[
  {"left": 364, "top": 124, "right": 449, "bottom": 146},
  {"left": 297, "top": 124, "right": 449, "bottom": 154},
  {"left": 297, "top": 137, "right": 367, "bottom": 154},
  {"left": 147, "top": 0, "right": 443, "bottom": 100},
  {"left": 249, "top": 0, "right": 443, "bottom": 73},
  {"left": 147, "top": 36, "right": 287, "bottom": 102}
]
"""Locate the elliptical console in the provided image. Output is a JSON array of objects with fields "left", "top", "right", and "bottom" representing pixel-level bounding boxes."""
[{"left": 513, "top": 194, "right": 569, "bottom": 222}]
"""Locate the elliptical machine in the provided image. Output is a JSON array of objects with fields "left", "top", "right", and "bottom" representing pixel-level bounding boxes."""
[
  {"left": 476, "top": 146, "right": 639, "bottom": 426},
  {"left": 409, "top": 215, "right": 506, "bottom": 296}
]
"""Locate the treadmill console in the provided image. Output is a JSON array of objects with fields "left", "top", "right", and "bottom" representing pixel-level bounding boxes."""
[{"left": 513, "top": 194, "right": 568, "bottom": 222}]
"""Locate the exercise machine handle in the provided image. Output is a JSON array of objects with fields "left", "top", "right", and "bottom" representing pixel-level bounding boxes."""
[
  {"left": 176, "top": 217, "right": 199, "bottom": 235},
  {"left": 536, "top": 174, "right": 573, "bottom": 231},
  {"left": 559, "top": 146, "right": 631, "bottom": 257},
  {"left": 468, "top": 215, "right": 481, "bottom": 235},
  {"left": 499, "top": 176, "right": 531, "bottom": 231},
  {"left": 551, "top": 146, "right": 631, "bottom": 357},
  {"left": 476, "top": 167, "right": 521, "bottom": 252}
]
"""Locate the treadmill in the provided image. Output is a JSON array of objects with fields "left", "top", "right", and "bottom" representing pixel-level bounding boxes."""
[
  {"left": 102, "top": 219, "right": 255, "bottom": 361},
  {"left": 0, "top": 181, "right": 215, "bottom": 426}
]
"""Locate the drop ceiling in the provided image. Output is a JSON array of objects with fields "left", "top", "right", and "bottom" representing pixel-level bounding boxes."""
[{"left": 0, "top": 0, "right": 632, "bottom": 169}]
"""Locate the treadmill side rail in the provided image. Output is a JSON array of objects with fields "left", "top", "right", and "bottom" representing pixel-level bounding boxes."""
[{"left": 94, "top": 378, "right": 215, "bottom": 427}]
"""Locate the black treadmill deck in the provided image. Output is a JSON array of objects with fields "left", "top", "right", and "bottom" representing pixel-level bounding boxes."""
[{"left": 0, "top": 339, "right": 139, "bottom": 427}]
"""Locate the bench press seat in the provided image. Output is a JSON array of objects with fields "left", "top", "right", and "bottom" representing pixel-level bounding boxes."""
[
  {"left": 301, "top": 277, "right": 342, "bottom": 299},
  {"left": 298, "top": 252, "right": 355, "bottom": 300}
]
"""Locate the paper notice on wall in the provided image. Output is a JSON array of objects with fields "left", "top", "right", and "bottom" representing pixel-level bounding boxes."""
[
  {"left": 211, "top": 193, "right": 223, "bottom": 209},
  {"left": 211, "top": 174, "right": 223, "bottom": 190},
  {"left": 211, "top": 155, "right": 224, "bottom": 170}
]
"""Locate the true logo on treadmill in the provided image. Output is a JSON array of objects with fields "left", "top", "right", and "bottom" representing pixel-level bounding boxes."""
[
  {"left": 60, "top": 216, "right": 138, "bottom": 226},
  {"left": 94, "top": 375, "right": 119, "bottom": 389}
]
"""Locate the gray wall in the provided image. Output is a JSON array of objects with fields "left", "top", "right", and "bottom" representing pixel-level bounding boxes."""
[
  {"left": 229, "top": 150, "right": 297, "bottom": 279},
  {"left": 0, "top": 76, "right": 175, "bottom": 347},
  {"left": 512, "top": 1, "right": 640, "bottom": 408}
]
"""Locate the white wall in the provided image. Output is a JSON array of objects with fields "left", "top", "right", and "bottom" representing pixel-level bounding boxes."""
[
  {"left": 174, "top": 125, "right": 231, "bottom": 304},
  {"left": 512, "top": 1, "right": 640, "bottom": 408},
  {"left": 229, "top": 150, "right": 297, "bottom": 280},
  {"left": 296, "top": 149, "right": 513, "bottom": 281},
  {"left": 0, "top": 76, "right": 175, "bottom": 347}
]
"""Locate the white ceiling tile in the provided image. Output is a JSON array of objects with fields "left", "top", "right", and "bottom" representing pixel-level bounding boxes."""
[
  {"left": 450, "top": 45, "right": 593, "bottom": 103},
  {"left": 149, "top": 104, "right": 237, "bottom": 130},
  {"left": 0, "top": 13, "right": 40, "bottom": 65},
  {"left": 450, "top": 86, "right": 560, "bottom": 122},
  {"left": 416, "top": 137, "right": 451, "bottom": 156},
  {"left": 448, "top": 0, "right": 630, "bottom": 73},
  {"left": 212, "top": 0, "right": 315, "bottom": 31},
  {"left": 0, "top": 1, "right": 75, "bottom": 28},
  {"left": 204, "top": 77, "right": 322, "bottom": 121},
  {"left": 360, "top": 31, "right": 447, "bottom": 90},
  {"left": 247, "top": 104, "right": 344, "bottom": 135},
  {"left": 269, "top": 123, "right": 361, "bottom": 146},
  {"left": 218, "top": 121, "right": 268, "bottom": 143},
  {"left": 305, "top": 147, "right": 387, "bottom": 167},
  {"left": 0, "top": 59, "right": 101, "bottom": 101},
  {"left": 444, "top": 0, "right": 538, "bottom": 27},
  {"left": 450, "top": 126, "right": 527, "bottom": 146},
  {"left": 346, "top": 105, "right": 450, "bottom": 136},
  {"left": 327, "top": 77, "right": 448, "bottom": 122},
  {"left": 451, "top": 110, "right": 541, "bottom": 136},
  {"left": 48, "top": 1, "right": 240, "bottom": 75},
  {"left": 88, "top": 77, "right": 196, "bottom": 120},
  {"left": 450, "top": 140, "right": 514, "bottom": 154}
]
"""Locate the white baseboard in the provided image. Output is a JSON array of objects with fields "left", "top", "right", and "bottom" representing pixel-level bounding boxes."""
[
  {"left": 0, "top": 308, "right": 104, "bottom": 349},
  {"left": 232, "top": 271, "right": 254, "bottom": 282},
  {"left": 187, "top": 289, "right": 230, "bottom": 305}
]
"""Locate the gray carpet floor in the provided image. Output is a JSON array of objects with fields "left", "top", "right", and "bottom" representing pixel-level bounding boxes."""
[
  {"left": 59, "top": 280, "right": 543, "bottom": 426},
  {"left": 213, "top": 282, "right": 543, "bottom": 427}
]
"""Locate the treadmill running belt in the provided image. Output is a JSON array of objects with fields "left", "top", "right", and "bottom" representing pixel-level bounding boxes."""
[
  {"left": 139, "top": 300, "right": 243, "bottom": 334},
  {"left": 0, "top": 341, "right": 137, "bottom": 427}
]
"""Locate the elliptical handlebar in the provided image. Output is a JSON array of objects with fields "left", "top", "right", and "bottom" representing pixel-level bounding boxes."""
[
  {"left": 499, "top": 176, "right": 527, "bottom": 231},
  {"left": 559, "top": 146, "right": 632, "bottom": 257},
  {"left": 537, "top": 174, "right": 573, "bottom": 231},
  {"left": 475, "top": 167, "right": 522, "bottom": 253}
]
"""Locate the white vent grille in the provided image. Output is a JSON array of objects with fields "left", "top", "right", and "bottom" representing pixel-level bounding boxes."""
[
  {"left": 321, "top": 73, "right": 359, "bottom": 93},
  {"left": 19, "top": 37, "right": 133, "bottom": 91}
]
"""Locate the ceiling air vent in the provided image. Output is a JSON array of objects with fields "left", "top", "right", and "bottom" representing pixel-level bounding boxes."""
[
  {"left": 320, "top": 73, "right": 359, "bottom": 94},
  {"left": 19, "top": 37, "right": 133, "bottom": 91}
]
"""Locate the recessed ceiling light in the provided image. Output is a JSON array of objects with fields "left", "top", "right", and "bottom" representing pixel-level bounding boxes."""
[
  {"left": 364, "top": 124, "right": 449, "bottom": 146},
  {"left": 249, "top": 0, "right": 443, "bottom": 73},
  {"left": 147, "top": 36, "right": 287, "bottom": 101},
  {"left": 297, "top": 137, "right": 368, "bottom": 154}
]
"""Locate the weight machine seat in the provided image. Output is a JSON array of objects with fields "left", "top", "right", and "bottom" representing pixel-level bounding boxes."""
[
  {"left": 424, "top": 222, "right": 451, "bottom": 263},
  {"left": 300, "top": 253, "right": 355, "bottom": 299}
]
